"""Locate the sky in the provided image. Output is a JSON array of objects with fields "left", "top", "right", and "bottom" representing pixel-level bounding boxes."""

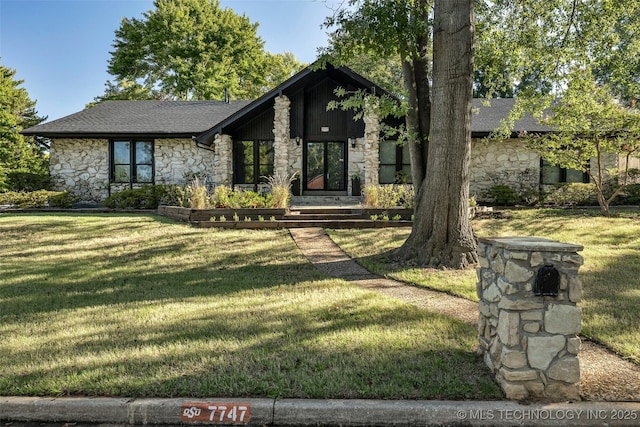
[{"left": 0, "top": 0, "right": 340, "bottom": 123}]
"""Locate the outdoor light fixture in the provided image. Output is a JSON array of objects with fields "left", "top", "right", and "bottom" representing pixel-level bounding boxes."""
[
  {"left": 349, "top": 138, "right": 356, "bottom": 148},
  {"left": 295, "top": 136, "right": 301, "bottom": 146}
]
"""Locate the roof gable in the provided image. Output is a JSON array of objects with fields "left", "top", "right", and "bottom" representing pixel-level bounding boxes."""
[{"left": 194, "top": 62, "right": 392, "bottom": 145}]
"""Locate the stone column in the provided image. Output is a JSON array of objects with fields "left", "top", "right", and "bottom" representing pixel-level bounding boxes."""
[
  {"left": 273, "top": 95, "right": 292, "bottom": 178},
  {"left": 212, "top": 134, "right": 233, "bottom": 186},
  {"left": 477, "top": 237, "right": 584, "bottom": 401},
  {"left": 362, "top": 99, "right": 380, "bottom": 187}
]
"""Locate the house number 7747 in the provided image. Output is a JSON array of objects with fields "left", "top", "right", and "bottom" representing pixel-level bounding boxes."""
[{"left": 180, "top": 402, "right": 251, "bottom": 425}]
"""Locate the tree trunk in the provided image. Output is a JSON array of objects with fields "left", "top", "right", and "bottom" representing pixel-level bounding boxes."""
[
  {"left": 396, "top": 0, "right": 477, "bottom": 269},
  {"left": 402, "top": 58, "right": 425, "bottom": 186}
]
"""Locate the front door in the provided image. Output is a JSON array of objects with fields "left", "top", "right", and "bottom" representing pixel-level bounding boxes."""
[{"left": 304, "top": 141, "right": 346, "bottom": 192}]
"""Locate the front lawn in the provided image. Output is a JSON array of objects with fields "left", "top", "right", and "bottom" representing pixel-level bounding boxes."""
[
  {"left": 328, "top": 209, "right": 640, "bottom": 364},
  {"left": 0, "top": 213, "right": 500, "bottom": 399}
]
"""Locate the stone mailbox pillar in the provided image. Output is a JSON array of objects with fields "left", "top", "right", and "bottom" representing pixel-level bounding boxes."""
[{"left": 476, "top": 237, "right": 584, "bottom": 401}]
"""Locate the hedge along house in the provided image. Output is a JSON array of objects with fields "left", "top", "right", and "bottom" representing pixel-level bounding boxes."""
[{"left": 22, "top": 63, "right": 622, "bottom": 203}]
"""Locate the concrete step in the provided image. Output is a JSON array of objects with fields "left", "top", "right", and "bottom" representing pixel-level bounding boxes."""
[
  {"left": 290, "top": 196, "right": 364, "bottom": 208},
  {"left": 283, "top": 213, "right": 368, "bottom": 221}
]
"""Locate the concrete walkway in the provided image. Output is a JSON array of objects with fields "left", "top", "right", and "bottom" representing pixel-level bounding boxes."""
[{"left": 288, "top": 227, "right": 640, "bottom": 403}]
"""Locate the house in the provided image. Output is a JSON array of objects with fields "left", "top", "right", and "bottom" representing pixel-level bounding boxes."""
[{"left": 21, "top": 63, "right": 611, "bottom": 203}]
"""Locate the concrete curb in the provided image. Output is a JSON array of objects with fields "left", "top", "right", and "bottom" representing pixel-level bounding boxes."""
[{"left": 2, "top": 397, "right": 640, "bottom": 426}]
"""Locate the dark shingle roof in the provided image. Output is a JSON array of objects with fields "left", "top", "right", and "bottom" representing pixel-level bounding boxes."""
[
  {"left": 472, "top": 98, "right": 553, "bottom": 134},
  {"left": 22, "top": 100, "right": 252, "bottom": 137},
  {"left": 22, "top": 97, "right": 552, "bottom": 139}
]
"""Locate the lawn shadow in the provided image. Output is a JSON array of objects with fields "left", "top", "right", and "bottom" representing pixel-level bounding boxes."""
[{"left": 0, "top": 213, "right": 503, "bottom": 399}]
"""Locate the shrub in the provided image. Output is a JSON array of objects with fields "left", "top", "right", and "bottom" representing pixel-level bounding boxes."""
[
  {"left": 621, "top": 183, "right": 640, "bottom": 205},
  {"left": 0, "top": 190, "right": 78, "bottom": 208},
  {"left": 483, "top": 185, "right": 521, "bottom": 206},
  {"left": 209, "top": 186, "right": 273, "bottom": 209},
  {"left": 363, "top": 184, "right": 414, "bottom": 208},
  {"left": 160, "top": 185, "right": 189, "bottom": 207},
  {"left": 543, "top": 183, "right": 598, "bottom": 206},
  {"left": 233, "top": 190, "right": 273, "bottom": 208},
  {"left": 104, "top": 185, "right": 178, "bottom": 209},
  {"left": 211, "top": 185, "right": 233, "bottom": 208},
  {"left": 4, "top": 171, "right": 51, "bottom": 192},
  {"left": 48, "top": 191, "right": 81, "bottom": 208}
]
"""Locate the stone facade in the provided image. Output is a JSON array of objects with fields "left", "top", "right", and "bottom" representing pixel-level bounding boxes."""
[
  {"left": 49, "top": 138, "right": 110, "bottom": 201},
  {"left": 155, "top": 138, "right": 215, "bottom": 185},
  {"left": 476, "top": 236, "right": 584, "bottom": 401},
  {"left": 470, "top": 138, "right": 540, "bottom": 200},
  {"left": 211, "top": 134, "right": 232, "bottom": 186},
  {"left": 49, "top": 137, "right": 216, "bottom": 201}
]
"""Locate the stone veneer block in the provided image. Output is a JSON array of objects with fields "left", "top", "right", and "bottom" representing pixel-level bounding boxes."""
[
  {"left": 497, "top": 311, "right": 520, "bottom": 347},
  {"left": 545, "top": 304, "right": 582, "bottom": 334},
  {"left": 527, "top": 335, "right": 566, "bottom": 370}
]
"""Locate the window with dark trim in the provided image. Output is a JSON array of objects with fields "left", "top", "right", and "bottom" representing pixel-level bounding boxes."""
[
  {"left": 110, "top": 140, "right": 154, "bottom": 184},
  {"left": 233, "top": 140, "right": 274, "bottom": 186},
  {"left": 379, "top": 140, "right": 412, "bottom": 184},
  {"left": 540, "top": 159, "right": 589, "bottom": 185}
]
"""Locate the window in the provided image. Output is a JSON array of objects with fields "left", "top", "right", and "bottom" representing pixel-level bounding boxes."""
[
  {"left": 110, "top": 140, "right": 154, "bottom": 184},
  {"left": 379, "top": 140, "right": 412, "bottom": 184},
  {"left": 233, "top": 140, "right": 274, "bottom": 186},
  {"left": 540, "top": 159, "right": 589, "bottom": 184}
]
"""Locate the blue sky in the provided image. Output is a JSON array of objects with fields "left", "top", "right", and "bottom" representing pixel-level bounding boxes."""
[{"left": 0, "top": 0, "right": 338, "bottom": 122}]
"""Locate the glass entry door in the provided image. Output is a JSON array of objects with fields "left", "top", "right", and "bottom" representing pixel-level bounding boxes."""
[{"left": 305, "top": 141, "right": 346, "bottom": 191}]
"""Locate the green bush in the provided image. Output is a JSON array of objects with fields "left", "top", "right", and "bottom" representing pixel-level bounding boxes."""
[
  {"left": 4, "top": 171, "right": 51, "bottom": 192},
  {"left": 543, "top": 183, "right": 598, "bottom": 206},
  {"left": 104, "top": 185, "right": 183, "bottom": 209},
  {"left": 0, "top": 190, "right": 78, "bottom": 208},
  {"left": 209, "top": 185, "right": 274, "bottom": 208},
  {"left": 483, "top": 185, "right": 521, "bottom": 206},
  {"left": 363, "top": 184, "right": 414, "bottom": 208},
  {"left": 48, "top": 191, "right": 81, "bottom": 208},
  {"left": 619, "top": 183, "right": 640, "bottom": 205}
]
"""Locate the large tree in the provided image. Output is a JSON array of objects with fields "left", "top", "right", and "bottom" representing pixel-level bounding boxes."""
[
  {"left": 325, "top": 0, "right": 476, "bottom": 268},
  {"left": 104, "top": 0, "right": 304, "bottom": 101},
  {"left": 0, "top": 63, "right": 48, "bottom": 192}
]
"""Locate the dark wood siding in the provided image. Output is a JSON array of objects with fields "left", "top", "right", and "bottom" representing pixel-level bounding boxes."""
[
  {"left": 289, "top": 89, "right": 304, "bottom": 139},
  {"left": 305, "top": 79, "right": 346, "bottom": 140},
  {"left": 230, "top": 107, "right": 274, "bottom": 140}
]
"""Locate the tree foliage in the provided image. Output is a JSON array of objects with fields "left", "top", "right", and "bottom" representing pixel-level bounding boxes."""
[
  {"left": 477, "top": 0, "right": 640, "bottom": 113},
  {"left": 104, "top": 0, "right": 304, "bottom": 101},
  {"left": 0, "top": 63, "right": 48, "bottom": 192},
  {"left": 527, "top": 71, "right": 640, "bottom": 215}
]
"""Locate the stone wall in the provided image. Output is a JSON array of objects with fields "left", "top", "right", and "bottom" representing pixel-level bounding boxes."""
[
  {"left": 476, "top": 237, "right": 584, "bottom": 401},
  {"left": 49, "top": 138, "right": 110, "bottom": 201},
  {"left": 155, "top": 138, "right": 214, "bottom": 185},
  {"left": 49, "top": 138, "right": 215, "bottom": 201},
  {"left": 470, "top": 138, "right": 540, "bottom": 200}
]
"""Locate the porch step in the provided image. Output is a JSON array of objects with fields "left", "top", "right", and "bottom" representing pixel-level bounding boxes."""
[
  {"left": 290, "top": 196, "right": 364, "bottom": 208},
  {"left": 283, "top": 213, "right": 367, "bottom": 221}
]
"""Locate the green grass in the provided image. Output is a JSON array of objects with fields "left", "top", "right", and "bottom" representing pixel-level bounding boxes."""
[
  {"left": 328, "top": 209, "right": 640, "bottom": 364},
  {"left": 0, "top": 213, "right": 501, "bottom": 399}
]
